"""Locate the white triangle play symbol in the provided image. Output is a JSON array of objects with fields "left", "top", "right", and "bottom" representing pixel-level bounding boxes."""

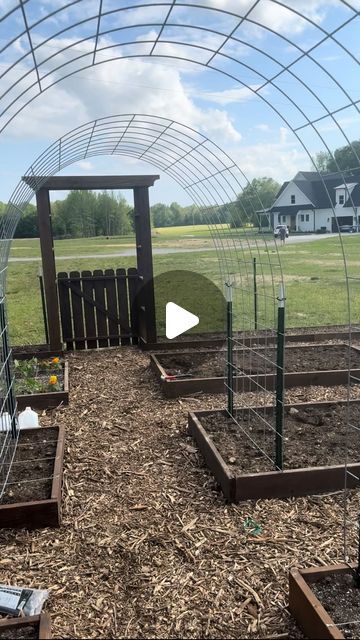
[{"left": 166, "top": 302, "right": 199, "bottom": 340}]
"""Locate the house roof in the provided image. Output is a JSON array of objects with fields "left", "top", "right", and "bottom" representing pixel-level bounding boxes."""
[
  {"left": 271, "top": 170, "right": 360, "bottom": 211},
  {"left": 344, "top": 183, "right": 360, "bottom": 207}
]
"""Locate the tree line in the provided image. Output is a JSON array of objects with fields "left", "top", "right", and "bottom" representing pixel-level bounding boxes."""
[
  {"left": 0, "top": 190, "right": 231, "bottom": 238},
  {"left": 0, "top": 181, "right": 280, "bottom": 237},
  {"left": 1, "top": 138, "right": 359, "bottom": 238}
]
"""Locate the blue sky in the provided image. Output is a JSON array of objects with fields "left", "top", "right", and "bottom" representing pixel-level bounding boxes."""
[{"left": 0, "top": 0, "right": 359, "bottom": 206}]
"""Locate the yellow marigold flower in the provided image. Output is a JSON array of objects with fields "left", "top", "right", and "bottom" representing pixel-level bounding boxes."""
[
  {"left": 49, "top": 375, "right": 58, "bottom": 385},
  {"left": 52, "top": 357, "right": 60, "bottom": 364}
]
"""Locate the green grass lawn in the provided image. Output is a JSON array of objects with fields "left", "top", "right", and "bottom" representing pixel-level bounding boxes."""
[
  {"left": 9, "top": 225, "right": 232, "bottom": 259},
  {"left": 6, "top": 232, "right": 360, "bottom": 345}
]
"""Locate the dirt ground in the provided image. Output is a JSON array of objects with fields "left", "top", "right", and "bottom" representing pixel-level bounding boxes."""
[
  {"left": 2, "top": 429, "right": 56, "bottom": 503},
  {"left": 0, "top": 347, "right": 360, "bottom": 639},
  {"left": 202, "top": 403, "right": 360, "bottom": 472},
  {"left": 157, "top": 344, "right": 360, "bottom": 378},
  {"left": 312, "top": 572, "right": 360, "bottom": 639}
]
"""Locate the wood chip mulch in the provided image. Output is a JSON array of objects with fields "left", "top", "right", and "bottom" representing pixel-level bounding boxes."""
[{"left": 1, "top": 347, "right": 360, "bottom": 639}]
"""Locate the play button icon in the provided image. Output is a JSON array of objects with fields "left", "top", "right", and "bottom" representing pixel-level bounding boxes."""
[{"left": 166, "top": 302, "right": 199, "bottom": 340}]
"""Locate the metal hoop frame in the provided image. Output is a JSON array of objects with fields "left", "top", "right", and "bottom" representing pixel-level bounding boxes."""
[{"left": 0, "top": 2, "right": 359, "bottom": 568}]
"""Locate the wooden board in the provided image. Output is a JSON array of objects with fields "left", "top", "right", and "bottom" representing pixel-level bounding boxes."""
[
  {"left": 0, "top": 613, "right": 51, "bottom": 639},
  {"left": 93, "top": 269, "right": 108, "bottom": 348},
  {"left": 69, "top": 271, "right": 85, "bottom": 350},
  {"left": 13, "top": 345, "right": 64, "bottom": 360},
  {"left": 57, "top": 272, "right": 74, "bottom": 351},
  {"left": 188, "top": 402, "right": 360, "bottom": 502},
  {"left": 57, "top": 269, "right": 138, "bottom": 349},
  {"left": 116, "top": 268, "right": 131, "bottom": 346},
  {"left": 0, "top": 426, "right": 65, "bottom": 529},
  {"left": 16, "top": 362, "right": 69, "bottom": 411},
  {"left": 143, "top": 328, "right": 360, "bottom": 351},
  {"left": 82, "top": 270, "right": 97, "bottom": 350},
  {"left": 105, "top": 269, "right": 120, "bottom": 347},
  {"left": 128, "top": 267, "right": 139, "bottom": 346},
  {"left": 151, "top": 348, "right": 360, "bottom": 398},
  {"left": 288, "top": 565, "right": 357, "bottom": 639}
]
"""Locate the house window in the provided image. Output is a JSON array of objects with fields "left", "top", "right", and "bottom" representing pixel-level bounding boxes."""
[
  {"left": 282, "top": 215, "right": 287, "bottom": 223},
  {"left": 305, "top": 214, "right": 309, "bottom": 222},
  {"left": 300, "top": 214, "right": 304, "bottom": 222},
  {"left": 291, "top": 195, "right": 295, "bottom": 204},
  {"left": 339, "top": 194, "right": 344, "bottom": 205}
]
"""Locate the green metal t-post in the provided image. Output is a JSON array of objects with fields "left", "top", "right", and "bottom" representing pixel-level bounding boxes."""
[
  {"left": 226, "top": 281, "right": 234, "bottom": 416},
  {"left": 253, "top": 257, "right": 258, "bottom": 330},
  {"left": 275, "top": 283, "right": 285, "bottom": 470}
]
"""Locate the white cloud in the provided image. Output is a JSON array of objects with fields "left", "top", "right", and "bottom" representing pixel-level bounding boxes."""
[
  {"left": 188, "top": 0, "right": 333, "bottom": 34},
  {"left": 75, "top": 160, "right": 95, "bottom": 170},
  {"left": 255, "top": 123, "right": 270, "bottom": 132},
  {"left": 279, "top": 127, "right": 288, "bottom": 144},
  {"left": 195, "top": 85, "right": 260, "bottom": 105},
  {"left": 2, "top": 36, "right": 242, "bottom": 144},
  {"left": 229, "top": 127, "right": 309, "bottom": 183}
]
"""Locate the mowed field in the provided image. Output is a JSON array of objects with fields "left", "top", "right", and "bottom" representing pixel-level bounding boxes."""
[
  {"left": 9, "top": 224, "right": 231, "bottom": 258},
  {"left": 6, "top": 227, "right": 360, "bottom": 345}
]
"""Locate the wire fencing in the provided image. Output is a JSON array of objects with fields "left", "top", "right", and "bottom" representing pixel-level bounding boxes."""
[{"left": 0, "top": 3, "right": 359, "bottom": 593}]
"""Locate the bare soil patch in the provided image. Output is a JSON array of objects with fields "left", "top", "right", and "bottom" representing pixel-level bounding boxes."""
[
  {"left": 0, "top": 623, "right": 38, "bottom": 639},
  {"left": 1, "top": 429, "right": 56, "bottom": 503},
  {"left": 312, "top": 572, "right": 360, "bottom": 639},
  {"left": 200, "top": 404, "right": 360, "bottom": 473},
  {"left": 158, "top": 344, "right": 360, "bottom": 378}
]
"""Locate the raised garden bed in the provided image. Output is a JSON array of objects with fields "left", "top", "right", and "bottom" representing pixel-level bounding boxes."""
[
  {"left": 15, "top": 358, "right": 69, "bottom": 411},
  {"left": 13, "top": 343, "right": 64, "bottom": 360},
  {"left": 289, "top": 564, "right": 359, "bottom": 639},
  {"left": 0, "top": 614, "right": 51, "bottom": 639},
  {"left": 143, "top": 324, "right": 360, "bottom": 351},
  {"left": 0, "top": 426, "right": 64, "bottom": 528},
  {"left": 188, "top": 400, "right": 360, "bottom": 501},
  {"left": 152, "top": 343, "right": 360, "bottom": 397}
]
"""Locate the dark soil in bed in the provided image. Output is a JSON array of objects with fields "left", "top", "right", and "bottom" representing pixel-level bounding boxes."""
[
  {"left": 311, "top": 572, "right": 360, "bottom": 639},
  {"left": 1, "top": 429, "right": 57, "bottom": 504},
  {"left": 158, "top": 344, "right": 360, "bottom": 377},
  {"left": 0, "top": 622, "right": 38, "bottom": 639},
  {"left": 200, "top": 403, "right": 360, "bottom": 473}
]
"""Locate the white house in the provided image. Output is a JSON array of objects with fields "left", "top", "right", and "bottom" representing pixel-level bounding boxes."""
[{"left": 267, "top": 171, "right": 360, "bottom": 232}]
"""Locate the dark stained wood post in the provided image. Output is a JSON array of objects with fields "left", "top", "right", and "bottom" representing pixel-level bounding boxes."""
[
  {"left": 133, "top": 186, "right": 157, "bottom": 344},
  {"left": 36, "top": 188, "right": 62, "bottom": 352},
  {"left": 25, "top": 175, "right": 159, "bottom": 349}
]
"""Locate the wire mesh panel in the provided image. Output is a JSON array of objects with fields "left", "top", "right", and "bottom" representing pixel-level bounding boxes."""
[
  {"left": 0, "top": 292, "right": 18, "bottom": 500},
  {"left": 0, "top": 3, "right": 359, "bottom": 597}
]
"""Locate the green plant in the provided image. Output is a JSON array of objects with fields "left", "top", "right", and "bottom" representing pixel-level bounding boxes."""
[{"left": 14, "top": 357, "right": 63, "bottom": 394}]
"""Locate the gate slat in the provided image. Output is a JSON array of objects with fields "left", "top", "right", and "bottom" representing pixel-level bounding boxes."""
[
  {"left": 82, "top": 269, "right": 97, "bottom": 350},
  {"left": 116, "top": 268, "right": 131, "bottom": 346},
  {"left": 93, "top": 269, "right": 108, "bottom": 348},
  {"left": 57, "top": 267, "right": 139, "bottom": 350},
  {"left": 69, "top": 271, "right": 86, "bottom": 350},
  {"left": 127, "top": 267, "right": 139, "bottom": 345},
  {"left": 104, "top": 269, "right": 119, "bottom": 347},
  {"left": 57, "top": 272, "right": 74, "bottom": 351}
]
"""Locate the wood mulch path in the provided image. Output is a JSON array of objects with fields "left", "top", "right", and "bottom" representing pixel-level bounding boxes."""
[{"left": 0, "top": 347, "right": 360, "bottom": 638}]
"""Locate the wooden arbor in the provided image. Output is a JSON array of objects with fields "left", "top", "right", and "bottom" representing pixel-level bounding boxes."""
[{"left": 23, "top": 174, "right": 159, "bottom": 351}]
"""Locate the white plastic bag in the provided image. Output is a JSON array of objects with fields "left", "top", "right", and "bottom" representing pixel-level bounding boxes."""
[{"left": 0, "top": 584, "right": 49, "bottom": 616}]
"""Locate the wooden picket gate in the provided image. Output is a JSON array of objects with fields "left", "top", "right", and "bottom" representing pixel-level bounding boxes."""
[{"left": 57, "top": 268, "right": 139, "bottom": 350}]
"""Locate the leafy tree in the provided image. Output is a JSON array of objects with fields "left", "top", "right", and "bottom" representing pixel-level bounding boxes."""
[
  {"left": 15, "top": 203, "right": 38, "bottom": 237},
  {"left": 95, "top": 192, "right": 131, "bottom": 236},
  {"left": 169, "top": 202, "right": 183, "bottom": 226},
  {"left": 151, "top": 203, "right": 172, "bottom": 227},
  {"left": 313, "top": 140, "right": 360, "bottom": 173},
  {"left": 230, "top": 177, "right": 280, "bottom": 228}
]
